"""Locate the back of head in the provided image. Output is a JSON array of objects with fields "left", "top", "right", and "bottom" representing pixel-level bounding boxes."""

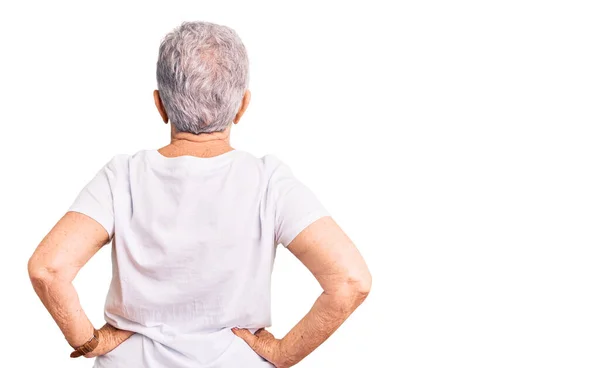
[{"left": 156, "top": 21, "right": 249, "bottom": 134}]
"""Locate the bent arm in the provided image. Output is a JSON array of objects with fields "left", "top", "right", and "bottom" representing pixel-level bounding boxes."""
[
  {"left": 28, "top": 211, "right": 131, "bottom": 353},
  {"left": 28, "top": 212, "right": 106, "bottom": 347},
  {"left": 280, "top": 216, "right": 371, "bottom": 366}
]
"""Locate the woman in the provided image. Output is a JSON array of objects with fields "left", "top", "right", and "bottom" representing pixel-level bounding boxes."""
[{"left": 28, "top": 21, "right": 371, "bottom": 368}]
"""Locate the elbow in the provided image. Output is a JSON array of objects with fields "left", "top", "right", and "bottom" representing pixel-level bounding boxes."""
[
  {"left": 28, "top": 257, "right": 58, "bottom": 286},
  {"left": 332, "top": 269, "right": 372, "bottom": 308},
  {"left": 353, "top": 269, "right": 372, "bottom": 302}
]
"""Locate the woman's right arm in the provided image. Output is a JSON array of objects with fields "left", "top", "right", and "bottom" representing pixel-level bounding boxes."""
[{"left": 233, "top": 216, "right": 371, "bottom": 367}]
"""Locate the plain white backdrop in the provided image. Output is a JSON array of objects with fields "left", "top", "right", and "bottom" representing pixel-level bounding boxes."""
[{"left": 1, "top": 0, "right": 599, "bottom": 367}]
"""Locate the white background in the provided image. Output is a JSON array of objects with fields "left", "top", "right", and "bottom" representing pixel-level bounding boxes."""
[{"left": 1, "top": 1, "right": 599, "bottom": 367}]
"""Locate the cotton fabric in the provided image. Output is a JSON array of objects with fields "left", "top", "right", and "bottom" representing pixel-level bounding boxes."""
[{"left": 68, "top": 149, "right": 329, "bottom": 368}]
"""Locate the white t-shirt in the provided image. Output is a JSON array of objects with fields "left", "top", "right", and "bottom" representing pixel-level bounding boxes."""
[{"left": 68, "top": 149, "right": 329, "bottom": 368}]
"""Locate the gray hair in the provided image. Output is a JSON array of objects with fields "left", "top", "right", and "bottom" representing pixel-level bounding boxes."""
[{"left": 156, "top": 21, "right": 249, "bottom": 134}]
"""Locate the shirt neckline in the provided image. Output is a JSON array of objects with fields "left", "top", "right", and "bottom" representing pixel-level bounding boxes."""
[{"left": 145, "top": 149, "right": 242, "bottom": 169}]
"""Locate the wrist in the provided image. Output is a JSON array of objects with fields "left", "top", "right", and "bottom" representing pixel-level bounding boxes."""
[
  {"left": 277, "top": 337, "right": 297, "bottom": 367},
  {"left": 68, "top": 325, "right": 96, "bottom": 349},
  {"left": 69, "top": 328, "right": 100, "bottom": 358}
]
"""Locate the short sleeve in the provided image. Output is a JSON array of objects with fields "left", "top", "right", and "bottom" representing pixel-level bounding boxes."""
[
  {"left": 68, "top": 158, "right": 117, "bottom": 238},
  {"left": 270, "top": 160, "right": 330, "bottom": 247}
]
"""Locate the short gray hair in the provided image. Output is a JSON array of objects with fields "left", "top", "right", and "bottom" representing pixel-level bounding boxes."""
[{"left": 156, "top": 21, "right": 249, "bottom": 134}]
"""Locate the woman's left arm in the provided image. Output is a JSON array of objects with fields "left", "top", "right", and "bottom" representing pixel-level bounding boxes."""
[{"left": 27, "top": 211, "right": 132, "bottom": 357}]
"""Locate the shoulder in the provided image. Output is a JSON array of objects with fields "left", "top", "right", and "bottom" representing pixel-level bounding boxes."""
[
  {"left": 104, "top": 153, "right": 133, "bottom": 171},
  {"left": 106, "top": 149, "right": 159, "bottom": 168},
  {"left": 258, "top": 154, "right": 293, "bottom": 178},
  {"left": 108, "top": 153, "right": 132, "bottom": 166},
  {"left": 228, "top": 150, "right": 292, "bottom": 178},
  {"left": 95, "top": 152, "right": 137, "bottom": 181}
]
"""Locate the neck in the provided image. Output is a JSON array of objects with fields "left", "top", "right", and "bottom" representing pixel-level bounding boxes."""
[{"left": 158, "top": 124, "right": 234, "bottom": 158}]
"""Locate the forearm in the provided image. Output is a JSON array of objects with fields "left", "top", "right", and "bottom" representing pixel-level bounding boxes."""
[
  {"left": 280, "top": 288, "right": 367, "bottom": 366},
  {"left": 30, "top": 273, "right": 94, "bottom": 348}
]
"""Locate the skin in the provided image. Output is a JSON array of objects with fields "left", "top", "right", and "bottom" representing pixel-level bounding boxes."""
[
  {"left": 232, "top": 216, "right": 371, "bottom": 367},
  {"left": 29, "top": 89, "right": 371, "bottom": 365},
  {"left": 28, "top": 211, "right": 134, "bottom": 357}
]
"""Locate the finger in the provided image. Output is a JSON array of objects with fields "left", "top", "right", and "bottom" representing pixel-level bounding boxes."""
[{"left": 231, "top": 328, "right": 258, "bottom": 349}]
